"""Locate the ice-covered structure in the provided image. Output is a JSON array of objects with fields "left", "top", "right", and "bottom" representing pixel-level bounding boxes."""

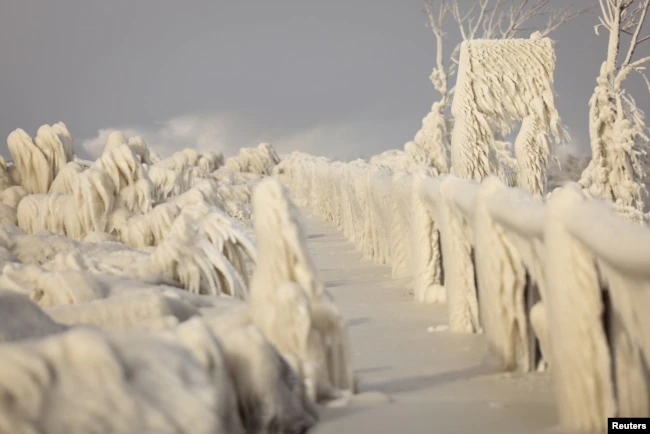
[
  {"left": 225, "top": 142, "right": 281, "bottom": 176},
  {"left": 265, "top": 22, "right": 648, "bottom": 434},
  {"left": 420, "top": 176, "right": 480, "bottom": 333},
  {"left": 279, "top": 147, "right": 650, "bottom": 432},
  {"left": 578, "top": 0, "right": 650, "bottom": 216},
  {"left": 3, "top": 128, "right": 266, "bottom": 298},
  {"left": 7, "top": 123, "right": 76, "bottom": 195},
  {"left": 451, "top": 35, "right": 563, "bottom": 195},
  {"left": 0, "top": 124, "right": 347, "bottom": 434},
  {"left": 249, "top": 178, "right": 355, "bottom": 402}
]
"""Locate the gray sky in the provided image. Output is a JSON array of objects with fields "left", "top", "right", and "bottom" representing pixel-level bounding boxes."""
[{"left": 1, "top": 0, "right": 648, "bottom": 160}]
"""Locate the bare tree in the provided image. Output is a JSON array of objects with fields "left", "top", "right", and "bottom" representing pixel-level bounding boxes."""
[{"left": 580, "top": 0, "right": 650, "bottom": 213}]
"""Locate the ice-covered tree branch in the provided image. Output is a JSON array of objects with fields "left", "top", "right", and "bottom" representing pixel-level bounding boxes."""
[
  {"left": 622, "top": 0, "right": 650, "bottom": 66},
  {"left": 581, "top": 0, "right": 650, "bottom": 213},
  {"left": 424, "top": 0, "right": 452, "bottom": 97}
]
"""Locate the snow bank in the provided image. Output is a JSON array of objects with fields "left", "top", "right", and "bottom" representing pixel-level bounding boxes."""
[
  {"left": 0, "top": 327, "right": 235, "bottom": 434},
  {"left": 0, "top": 290, "right": 68, "bottom": 342}
]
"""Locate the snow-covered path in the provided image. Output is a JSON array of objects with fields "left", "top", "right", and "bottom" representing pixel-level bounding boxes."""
[{"left": 304, "top": 214, "right": 561, "bottom": 434}]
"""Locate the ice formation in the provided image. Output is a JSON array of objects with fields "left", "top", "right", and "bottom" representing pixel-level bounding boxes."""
[
  {"left": 544, "top": 184, "right": 650, "bottom": 430},
  {"left": 2, "top": 12, "right": 650, "bottom": 431},
  {"left": 4, "top": 127, "right": 262, "bottom": 299},
  {"left": 249, "top": 178, "right": 355, "bottom": 402},
  {"left": 0, "top": 125, "right": 342, "bottom": 434},
  {"left": 473, "top": 177, "right": 545, "bottom": 371},
  {"left": 451, "top": 35, "right": 563, "bottom": 195},
  {"left": 280, "top": 144, "right": 650, "bottom": 431},
  {"left": 411, "top": 169, "right": 445, "bottom": 303},
  {"left": 579, "top": 0, "right": 650, "bottom": 215},
  {"left": 413, "top": 101, "right": 451, "bottom": 174},
  {"left": 266, "top": 13, "right": 647, "bottom": 432},
  {"left": 225, "top": 142, "right": 281, "bottom": 175},
  {"left": 420, "top": 176, "right": 480, "bottom": 333}
]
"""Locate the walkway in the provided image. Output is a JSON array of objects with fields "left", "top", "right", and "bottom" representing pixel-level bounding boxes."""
[{"left": 304, "top": 214, "right": 561, "bottom": 434}]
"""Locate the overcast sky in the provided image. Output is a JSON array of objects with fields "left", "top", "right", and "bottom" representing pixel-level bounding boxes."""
[{"left": 1, "top": 0, "right": 649, "bottom": 160}]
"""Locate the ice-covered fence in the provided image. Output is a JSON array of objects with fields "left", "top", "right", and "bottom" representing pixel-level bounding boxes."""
[
  {"left": 276, "top": 153, "right": 416, "bottom": 277},
  {"left": 544, "top": 185, "right": 650, "bottom": 431},
  {"left": 419, "top": 176, "right": 480, "bottom": 333},
  {"left": 277, "top": 153, "right": 650, "bottom": 431},
  {"left": 411, "top": 169, "right": 445, "bottom": 304},
  {"left": 473, "top": 178, "right": 548, "bottom": 373}
]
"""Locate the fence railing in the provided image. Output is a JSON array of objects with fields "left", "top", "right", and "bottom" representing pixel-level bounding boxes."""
[{"left": 276, "top": 152, "right": 650, "bottom": 432}]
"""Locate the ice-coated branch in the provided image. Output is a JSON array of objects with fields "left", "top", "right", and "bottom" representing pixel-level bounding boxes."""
[
  {"left": 444, "top": 0, "right": 591, "bottom": 41},
  {"left": 621, "top": 0, "right": 650, "bottom": 67},
  {"left": 581, "top": 0, "right": 650, "bottom": 213},
  {"left": 424, "top": 0, "right": 452, "bottom": 96}
]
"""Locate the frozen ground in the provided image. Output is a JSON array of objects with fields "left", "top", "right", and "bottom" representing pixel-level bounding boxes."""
[{"left": 304, "top": 213, "right": 567, "bottom": 434}]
